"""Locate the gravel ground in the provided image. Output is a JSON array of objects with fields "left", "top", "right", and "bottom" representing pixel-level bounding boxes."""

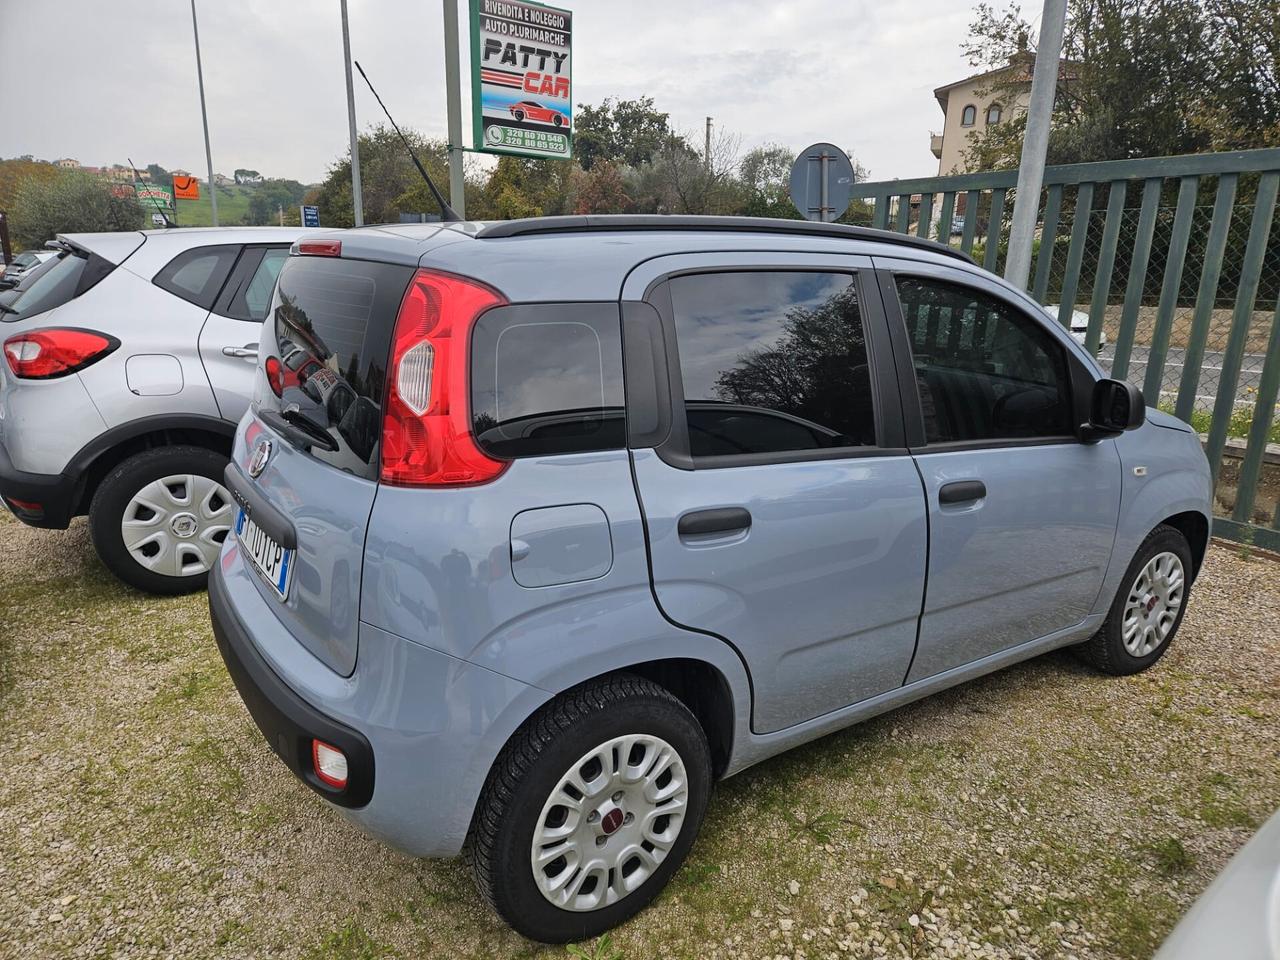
[{"left": 1, "top": 509, "right": 1276, "bottom": 960}]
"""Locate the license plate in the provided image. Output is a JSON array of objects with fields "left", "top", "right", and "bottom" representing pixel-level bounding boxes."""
[{"left": 235, "top": 508, "right": 293, "bottom": 599}]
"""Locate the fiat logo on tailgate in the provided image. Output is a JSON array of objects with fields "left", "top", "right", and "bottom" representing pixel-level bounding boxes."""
[{"left": 248, "top": 437, "right": 273, "bottom": 478}]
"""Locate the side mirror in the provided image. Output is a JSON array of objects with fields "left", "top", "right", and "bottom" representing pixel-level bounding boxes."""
[{"left": 1084, "top": 378, "right": 1144, "bottom": 439}]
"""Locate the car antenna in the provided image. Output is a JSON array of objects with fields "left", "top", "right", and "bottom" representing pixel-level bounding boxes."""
[
  {"left": 128, "top": 158, "right": 175, "bottom": 228},
  {"left": 353, "top": 60, "right": 461, "bottom": 222}
]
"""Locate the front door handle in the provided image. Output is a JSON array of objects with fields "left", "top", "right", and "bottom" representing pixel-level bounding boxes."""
[
  {"left": 222, "top": 343, "right": 259, "bottom": 359},
  {"left": 939, "top": 480, "right": 986, "bottom": 504},
  {"left": 678, "top": 507, "right": 752, "bottom": 536}
]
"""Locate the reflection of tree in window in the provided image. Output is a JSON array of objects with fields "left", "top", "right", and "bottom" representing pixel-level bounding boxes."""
[{"left": 709, "top": 285, "right": 874, "bottom": 447}]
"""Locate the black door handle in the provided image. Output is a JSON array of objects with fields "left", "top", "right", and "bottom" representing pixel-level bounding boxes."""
[
  {"left": 939, "top": 480, "right": 986, "bottom": 504},
  {"left": 678, "top": 507, "right": 752, "bottom": 536}
]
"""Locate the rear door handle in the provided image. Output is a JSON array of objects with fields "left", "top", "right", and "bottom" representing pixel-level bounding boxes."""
[
  {"left": 222, "top": 343, "right": 259, "bottom": 359},
  {"left": 678, "top": 507, "right": 752, "bottom": 536},
  {"left": 939, "top": 480, "right": 986, "bottom": 504}
]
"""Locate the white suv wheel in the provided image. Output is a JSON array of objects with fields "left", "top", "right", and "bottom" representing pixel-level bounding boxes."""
[{"left": 121, "top": 473, "right": 233, "bottom": 578}]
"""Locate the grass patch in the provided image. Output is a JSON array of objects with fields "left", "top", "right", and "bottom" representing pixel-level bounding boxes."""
[{"left": 1145, "top": 837, "right": 1196, "bottom": 876}]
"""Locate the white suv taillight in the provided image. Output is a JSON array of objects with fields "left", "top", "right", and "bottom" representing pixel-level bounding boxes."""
[
  {"left": 312, "top": 739, "right": 349, "bottom": 789},
  {"left": 3, "top": 328, "right": 119, "bottom": 379},
  {"left": 380, "top": 269, "right": 508, "bottom": 487}
]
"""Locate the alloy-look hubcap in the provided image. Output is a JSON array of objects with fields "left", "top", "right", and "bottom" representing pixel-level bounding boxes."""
[
  {"left": 1122, "top": 550, "right": 1185, "bottom": 657},
  {"left": 120, "top": 474, "right": 233, "bottom": 578},
  {"left": 531, "top": 734, "right": 689, "bottom": 912}
]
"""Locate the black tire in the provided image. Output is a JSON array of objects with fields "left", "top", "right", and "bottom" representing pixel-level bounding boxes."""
[
  {"left": 514, "top": 109, "right": 525, "bottom": 121},
  {"left": 89, "top": 445, "right": 233, "bottom": 595},
  {"left": 1078, "top": 524, "right": 1193, "bottom": 675},
  {"left": 553, "top": 114, "right": 563, "bottom": 127},
  {"left": 466, "top": 675, "right": 712, "bottom": 943}
]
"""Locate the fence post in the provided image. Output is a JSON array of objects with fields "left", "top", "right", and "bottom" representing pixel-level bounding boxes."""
[
  {"left": 917, "top": 193, "right": 934, "bottom": 239},
  {"left": 984, "top": 188, "right": 1007, "bottom": 272},
  {"left": 1031, "top": 184, "right": 1064, "bottom": 302},
  {"left": 1112, "top": 177, "right": 1163, "bottom": 382},
  {"left": 937, "top": 192, "right": 956, "bottom": 243},
  {"left": 1086, "top": 180, "right": 1127, "bottom": 355},
  {"left": 1205, "top": 171, "right": 1280, "bottom": 489},
  {"left": 1056, "top": 182, "right": 1095, "bottom": 328},
  {"left": 1234, "top": 295, "right": 1280, "bottom": 523},
  {"left": 1144, "top": 177, "right": 1199, "bottom": 403},
  {"left": 960, "top": 191, "right": 980, "bottom": 256}
]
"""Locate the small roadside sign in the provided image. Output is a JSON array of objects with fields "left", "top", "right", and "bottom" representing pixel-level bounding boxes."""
[
  {"left": 151, "top": 213, "right": 168, "bottom": 227},
  {"left": 469, "top": 0, "right": 573, "bottom": 159},
  {"left": 789, "top": 143, "right": 855, "bottom": 222},
  {"left": 135, "top": 184, "right": 174, "bottom": 208},
  {"left": 173, "top": 176, "right": 201, "bottom": 200},
  {"left": 300, "top": 205, "right": 321, "bottom": 228}
]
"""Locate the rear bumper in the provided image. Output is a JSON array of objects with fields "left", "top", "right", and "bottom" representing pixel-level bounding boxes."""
[
  {"left": 209, "top": 541, "right": 550, "bottom": 858},
  {"left": 0, "top": 440, "right": 78, "bottom": 528},
  {"left": 209, "top": 567, "right": 375, "bottom": 807}
]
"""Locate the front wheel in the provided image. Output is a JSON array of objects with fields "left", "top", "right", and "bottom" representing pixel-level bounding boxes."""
[
  {"left": 467, "top": 675, "right": 712, "bottom": 942},
  {"left": 89, "top": 445, "right": 234, "bottom": 595},
  {"left": 513, "top": 109, "right": 525, "bottom": 121},
  {"left": 1078, "top": 524, "right": 1192, "bottom": 675}
]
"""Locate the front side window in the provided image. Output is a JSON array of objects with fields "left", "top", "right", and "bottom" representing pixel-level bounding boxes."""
[
  {"left": 895, "top": 277, "right": 1072, "bottom": 443},
  {"left": 670, "top": 271, "right": 877, "bottom": 459},
  {"left": 470, "top": 303, "right": 625, "bottom": 459}
]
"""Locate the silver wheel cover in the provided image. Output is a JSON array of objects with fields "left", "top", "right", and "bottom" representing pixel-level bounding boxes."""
[
  {"left": 531, "top": 734, "right": 689, "bottom": 912},
  {"left": 1122, "top": 550, "right": 1185, "bottom": 657},
  {"left": 120, "top": 473, "right": 233, "bottom": 578}
]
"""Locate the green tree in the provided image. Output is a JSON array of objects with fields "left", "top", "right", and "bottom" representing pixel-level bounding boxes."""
[
  {"left": 739, "top": 144, "right": 800, "bottom": 218},
  {"left": 145, "top": 162, "right": 170, "bottom": 184},
  {"left": 246, "top": 179, "right": 308, "bottom": 225},
  {"left": 10, "top": 170, "right": 144, "bottom": 248},
  {"left": 0, "top": 159, "right": 60, "bottom": 213},
  {"left": 575, "top": 96, "right": 670, "bottom": 170},
  {"left": 574, "top": 162, "right": 631, "bottom": 214}
]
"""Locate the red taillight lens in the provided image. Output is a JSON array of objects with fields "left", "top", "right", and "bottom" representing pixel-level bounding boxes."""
[
  {"left": 380, "top": 269, "right": 508, "bottom": 487},
  {"left": 264, "top": 356, "right": 284, "bottom": 397},
  {"left": 297, "top": 240, "right": 341, "bottom": 257},
  {"left": 312, "top": 739, "right": 348, "bottom": 789},
  {"left": 3, "top": 328, "right": 119, "bottom": 380}
]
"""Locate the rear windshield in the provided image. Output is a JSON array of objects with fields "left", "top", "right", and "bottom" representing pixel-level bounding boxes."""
[
  {"left": 268, "top": 256, "right": 413, "bottom": 478},
  {"left": 0, "top": 248, "right": 115, "bottom": 322}
]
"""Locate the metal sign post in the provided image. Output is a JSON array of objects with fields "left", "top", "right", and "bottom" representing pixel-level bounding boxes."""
[
  {"left": 340, "top": 0, "right": 364, "bottom": 226},
  {"left": 190, "top": 0, "right": 218, "bottom": 227},
  {"left": 789, "top": 142, "right": 855, "bottom": 222},
  {"left": 443, "top": 0, "right": 467, "bottom": 216}
]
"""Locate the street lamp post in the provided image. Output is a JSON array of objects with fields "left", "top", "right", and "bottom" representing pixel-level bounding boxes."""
[{"left": 190, "top": 0, "right": 218, "bottom": 227}]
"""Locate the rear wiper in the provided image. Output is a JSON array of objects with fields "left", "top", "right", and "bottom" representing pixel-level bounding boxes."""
[
  {"left": 0, "top": 302, "right": 17, "bottom": 316},
  {"left": 260, "top": 406, "right": 339, "bottom": 452}
]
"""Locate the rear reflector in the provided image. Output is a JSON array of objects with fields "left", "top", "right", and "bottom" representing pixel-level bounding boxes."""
[
  {"left": 380, "top": 269, "right": 508, "bottom": 487},
  {"left": 4, "top": 497, "right": 43, "bottom": 518},
  {"left": 297, "top": 240, "right": 342, "bottom": 257},
  {"left": 312, "top": 739, "right": 349, "bottom": 789},
  {"left": 3, "top": 328, "right": 119, "bottom": 380}
]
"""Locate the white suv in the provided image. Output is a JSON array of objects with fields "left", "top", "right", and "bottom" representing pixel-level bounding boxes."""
[{"left": 0, "top": 227, "right": 304, "bottom": 593}]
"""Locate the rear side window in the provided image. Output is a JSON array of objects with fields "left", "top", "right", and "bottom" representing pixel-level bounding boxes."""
[
  {"left": 0, "top": 248, "right": 116, "bottom": 322},
  {"left": 669, "top": 271, "right": 877, "bottom": 459},
  {"left": 153, "top": 245, "right": 239, "bottom": 309},
  {"left": 470, "top": 303, "right": 625, "bottom": 459},
  {"left": 269, "top": 256, "right": 413, "bottom": 478},
  {"left": 895, "top": 276, "right": 1073, "bottom": 443}
]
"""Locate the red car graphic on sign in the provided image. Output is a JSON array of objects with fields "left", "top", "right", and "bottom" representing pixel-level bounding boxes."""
[{"left": 509, "top": 100, "right": 565, "bottom": 127}]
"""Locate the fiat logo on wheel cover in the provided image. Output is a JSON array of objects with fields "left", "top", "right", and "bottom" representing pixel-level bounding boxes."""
[{"left": 248, "top": 437, "right": 273, "bottom": 478}]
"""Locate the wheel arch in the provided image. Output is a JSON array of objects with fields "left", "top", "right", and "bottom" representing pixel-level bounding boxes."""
[
  {"left": 69, "top": 414, "right": 235, "bottom": 516},
  {"left": 1160, "top": 509, "right": 1209, "bottom": 582}
]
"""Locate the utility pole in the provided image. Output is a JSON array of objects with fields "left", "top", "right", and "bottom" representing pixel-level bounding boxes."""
[
  {"left": 278, "top": 204, "right": 284, "bottom": 226},
  {"left": 704, "top": 117, "right": 713, "bottom": 171},
  {"left": 442, "top": 0, "right": 466, "bottom": 217},
  {"left": 340, "top": 0, "right": 364, "bottom": 226},
  {"left": 190, "top": 0, "right": 218, "bottom": 227},
  {"left": 1003, "top": 0, "right": 1067, "bottom": 290}
]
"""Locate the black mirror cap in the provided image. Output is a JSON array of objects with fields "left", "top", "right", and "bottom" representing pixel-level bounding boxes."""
[{"left": 1085, "top": 378, "right": 1145, "bottom": 438}]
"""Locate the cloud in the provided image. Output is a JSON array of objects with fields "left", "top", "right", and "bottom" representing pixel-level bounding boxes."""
[{"left": 0, "top": 0, "right": 975, "bottom": 185}]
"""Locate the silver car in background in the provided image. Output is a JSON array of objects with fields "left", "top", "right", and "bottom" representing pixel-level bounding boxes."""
[{"left": 0, "top": 227, "right": 303, "bottom": 593}]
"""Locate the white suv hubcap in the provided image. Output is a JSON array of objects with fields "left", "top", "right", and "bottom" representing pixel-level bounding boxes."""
[
  {"left": 1122, "top": 550, "right": 1184, "bottom": 656},
  {"left": 121, "top": 474, "right": 233, "bottom": 578},
  {"left": 531, "top": 734, "right": 689, "bottom": 912}
]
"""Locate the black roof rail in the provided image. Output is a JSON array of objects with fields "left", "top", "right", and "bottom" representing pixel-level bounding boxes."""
[{"left": 474, "top": 214, "right": 973, "bottom": 263}]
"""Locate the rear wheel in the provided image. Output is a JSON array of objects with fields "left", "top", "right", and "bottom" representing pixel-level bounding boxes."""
[
  {"left": 514, "top": 109, "right": 526, "bottom": 121},
  {"left": 467, "top": 675, "right": 711, "bottom": 943},
  {"left": 89, "top": 446, "right": 233, "bottom": 595},
  {"left": 1079, "top": 525, "right": 1192, "bottom": 675}
]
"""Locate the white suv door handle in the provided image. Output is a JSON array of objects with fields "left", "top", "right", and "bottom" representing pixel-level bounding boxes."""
[{"left": 222, "top": 344, "right": 259, "bottom": 359}]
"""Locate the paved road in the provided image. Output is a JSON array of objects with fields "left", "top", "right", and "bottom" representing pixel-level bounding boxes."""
[{"left": 1096, "top": 343, "right": 1271, "bottom": 410}]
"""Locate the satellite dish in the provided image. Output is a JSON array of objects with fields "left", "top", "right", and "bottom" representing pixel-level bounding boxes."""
[{"left": 789, "top": 142, "right": 855, "bottom": 222}]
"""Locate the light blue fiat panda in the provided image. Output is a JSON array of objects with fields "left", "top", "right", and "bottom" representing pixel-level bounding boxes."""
[{"left": 210, "top": 215, "right": 1211, "bottom": 942}]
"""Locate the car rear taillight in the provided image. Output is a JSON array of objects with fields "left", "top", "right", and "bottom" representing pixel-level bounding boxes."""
[
  {"left": 264, "top": 356, "right": 284, "bottom": 396},
  {"left": 312, "top": 739, "right": 348, "bottom": 789},
  {"left": 3, "top": 328, "right": 119, "bottom": 380},
  {"left": 380, "top": 269, "right": 508, "bottom": 487}
]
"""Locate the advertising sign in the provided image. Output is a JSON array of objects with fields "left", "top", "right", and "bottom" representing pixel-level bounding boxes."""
[
  {"left": 134, "top": 184, "right": 174, "bottom": 209},
  {"left": 173, "top": 176, "right": 201, "bottom": 200},
  {"left": 469, "top": 0, "right": 572, "bottom": 159},
  {"left": 300, "top": 205, "right": 321, "bottom": 228}
]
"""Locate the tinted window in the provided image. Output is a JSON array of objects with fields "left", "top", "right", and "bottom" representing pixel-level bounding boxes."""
[
  {"left": 0, "top": 248, "right": 115, "bottom": 322},
  {"left": 471, "top": 303, "right": 624, "bottom": 459},
  {"left": 895, "top": 277, "right": 1073, "bottom": 443},
  {"left": 154, "top": 245, "right": 239, "bottom": 308},
  {"left": 238, "top": 247, "right": 289, "bottom": 321},
  {"left": 669, "top": 271, "right": 876, "bottom": 459},
  {"left": 269, "top": 256, "right": 413, "bottom": 478}
]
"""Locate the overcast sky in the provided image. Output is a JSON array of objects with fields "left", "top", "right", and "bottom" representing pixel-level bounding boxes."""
[{"left": 1, "top": 0, "right": 976, "bottom": 186}]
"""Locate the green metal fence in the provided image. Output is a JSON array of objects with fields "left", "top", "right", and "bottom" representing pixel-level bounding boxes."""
[{"left": 852, "top": 148, "right": 1280, "bottom": 551}]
